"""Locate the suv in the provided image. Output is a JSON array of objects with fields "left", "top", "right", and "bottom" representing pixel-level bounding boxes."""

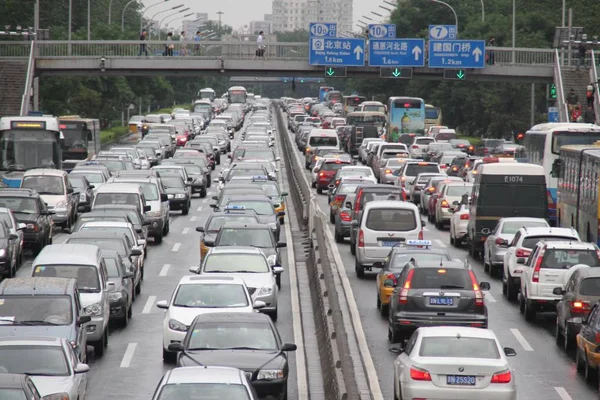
[
  {"left": 502, "top": 227, "right": 580, "bottom": 301},
  {"left": 395, "top": 162, "right": 442, "bottom": 199},
  {"left": 408, "top": 136, "right": 436, "bottom": 159},
  {"left": 387, "top": 260, "right": 490, "bottom": 343},
  {"left": 520, "top": 240, "right": 600, "bottom": 321}
]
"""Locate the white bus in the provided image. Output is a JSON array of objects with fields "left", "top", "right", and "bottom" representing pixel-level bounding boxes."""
[
  {"left": 227, "top": 86, "right": 247, "bottom": 104},
  {"left": 522, "top": 123, "right": 600, "bottom": 225},
  {"left": 198, "top": 88, "right": 216, "bottom": 102}
]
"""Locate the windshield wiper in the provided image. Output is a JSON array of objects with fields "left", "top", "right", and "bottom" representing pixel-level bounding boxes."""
[
  {"left": 438, "top": 285, "right": 465, "bottom": 289},
  {"left": 0, "top": 317, "right": 16, "bottom": 324},
  {"left": 219, "top": 346, "right": 266, "bottom": 350},
  {"left": 229, "top": 270, "right": 259, "bottom": 273},
  {"left": 18, "top": 320, "right": 62, "bottom": 326}
]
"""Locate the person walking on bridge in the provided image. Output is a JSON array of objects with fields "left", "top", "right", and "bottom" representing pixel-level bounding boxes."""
[
  {"left": 567, "top": 88, "right": 578, "bottom": 114},
  {"left": 138, "top": 29, "right": 148, "bottom": 56},
  {"left": 253, "top": 31, "right": 266, "bottom": 60},
  {"left": 584, "top": 105, "right": 595, "bottom": 123}
]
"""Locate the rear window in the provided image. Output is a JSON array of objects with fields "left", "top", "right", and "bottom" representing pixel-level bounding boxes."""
[
  {"left": 484, "top": 139, "right": 504, "bottom": 148},
  {"left": 579, "top": 277, "right": 600, "bottom": 296},
  {"left": 322, "top": 162, "right": 349, "bottom": 171},
  {"left": 435, "top": 132, "right": 457, "bottom": 141},
  {"left": 399, "top": 135, "right": 416, "bottom": 145},
  {"left": 405, "top": 164, "right": 440, "bottom": 176},
  {"left": 363, "top": 191, "right": 403, "bottom": 203},
  {"left": 309, "top": 136, "right": 338, "bottom": 146},
  {"left": 480, "top": 185, "right": 545, "bottom": 208},
  {"left": 522, "top": 236, "right": 576, "bottom": 249},
  {"left": 501, "top": 220, "right": 548, "bottom": 234},
  {"left": 446, "top": 186, "right": 472, "bottom": 196},
  {"left": 365, "top": 208, "right": 417, "bottom": 231},
  {"left": 419, "top": 337, "right": 500, "bottom": 359},
  {"left": 410, "top": 268, "right": 472, "bottom": 289},
  {"left": 542, "top": 249, "right": 600, "bottom": 269},
  {"left": 415, "top": 137, "right": 435, "bottom": 144}
]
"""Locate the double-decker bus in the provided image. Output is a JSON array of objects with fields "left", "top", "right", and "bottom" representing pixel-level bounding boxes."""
[
  {"left": 319, "top": 86, "right": 334, "bottom": 102},
  {"left": 522, "top": 123, "right": 600, "bottom": 225},
  {"left": 386, "top": 97, "right": 426, "bottom": 141},
  {"left": 342, "top": 95, "right": 366, "bottom": 116},
  {"left": 198, "top": 87, "right": 216, "bottom": 102},
  {"left": 425, "top": 104, "right": 443, "bottom": 130},
  {"left": 58, "top": 116, "right": 101, "bottom": 171},
  {"left": 227, "top": 86, "right": 247, "bottom": 104},
  {"left": 557, "top": 143, "right": 600, "bottom": 244},
  {"left": 0, "top": 115, "right": 62, "bottom": 187}
]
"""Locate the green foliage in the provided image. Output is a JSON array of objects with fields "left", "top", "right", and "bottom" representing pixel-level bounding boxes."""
[
  {"left": 100, "top": 126, "right": 128, "bottom": 144},
  {"left": 275, "top": 29, "right": 309, "bottom": 42}
]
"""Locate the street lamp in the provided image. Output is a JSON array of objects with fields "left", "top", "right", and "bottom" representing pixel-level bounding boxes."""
[
  {"left": 362, "top": 16, "right": 373, "bottom": 21},
  {"left": 478, "top": 0, "right": 485, "bottom": 22},
  {"left": 140, "top": 0, "right": 170, "bottom": 33},
  {"left": 379, "top": 5, "right": 392, "bottom": 12},
  {"left": 122, "top": 0, "right": 140, "bottom": 31},
  {"left": 165, "top": 12, "right": 193, "bottom": 34},
  {"left": 428, "top": 0, "right": 458, "bottom": 34},
  {"left": 371, "top": 11, "right": 383, "bottom": 17},
  {"left": 148, "top": 4, "right": 183, "bottom": 36},
  {"left": 383, "top": 0, "right": 396, "bottom": 6},
  {"left": 158, "top": 7, "right": 190, "bottom": 39}
]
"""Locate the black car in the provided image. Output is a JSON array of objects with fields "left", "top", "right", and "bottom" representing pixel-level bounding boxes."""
[
  {"left": 162, "top": 160, "right": 209, "bottom": 197},
  {"left": 170, "top": 312, "right": 296, "bottom": 399},
  {"left": 68, "top": 174, "right": 95, "bottom": 212},
  {"left": 160, "top": 174, "right": 191, "bottom": 215},
  {"left": 210, "top": 223, "right": 286, "bottom": 288},
  {"left": 387, "top": 260, "right": 490, "bottom": 343},
  {"left": 0, "top": 189, "right": 53, "bottom": 255},
  {"left": 102, "top": 250, "right": 135, "bottom": 326},
  {"left": 197, "top": 209, "right": 261, "bottom": 258},
  {"left": 0, "top": 224, "right": 19, "bottom": 278},
  {"left": 224, "top": 196, "right": 284, "bottom": 241}
]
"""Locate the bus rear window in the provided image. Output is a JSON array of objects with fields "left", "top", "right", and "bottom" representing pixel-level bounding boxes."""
[
  {"left": 480, "top": 185, "right": 545, "bottom": 208},
  {"left": 551, "top": 131, "right": 600, "bottom": 154}
]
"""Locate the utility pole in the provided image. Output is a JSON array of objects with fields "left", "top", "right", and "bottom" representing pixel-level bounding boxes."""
[{"left": 216, "top": 11, "right": 224, "bottom": 36}]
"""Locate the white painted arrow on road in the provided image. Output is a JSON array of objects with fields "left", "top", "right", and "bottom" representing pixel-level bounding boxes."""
[
  {"left": 412, "top": 46, "right": 422, "bottom": 60},
  {"left": 473, "top": 47, "right": 483, "bottom": 62},
  {"left": 353, "top": 45, "right": 363, "bottom": 60}
]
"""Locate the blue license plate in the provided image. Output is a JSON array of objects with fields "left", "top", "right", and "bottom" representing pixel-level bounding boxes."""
[
  {"left": 382, "top": 241, "right": 398, "bottom": 247},
  {"left": 446, "top": 375, "right": 476, "bottom": 385},
  {"left": 429, "top": 297, "right": 453, "bottom": 306}
]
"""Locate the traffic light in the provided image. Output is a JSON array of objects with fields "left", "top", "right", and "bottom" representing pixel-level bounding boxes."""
[
  {"left": 324, "top": 67, "right": 347, "bottom": 78},
  {"left": 443, "top": 69, "right": 467, "bottom": 80},
  {"left": 548, "top": 84, "right": 558, "bottom": 100},
  {"left": 379, "top": 67, "right": 413, "bottom": 79},
  {"left": 514, "top": 131, "right": 525, "bottom": 144}
]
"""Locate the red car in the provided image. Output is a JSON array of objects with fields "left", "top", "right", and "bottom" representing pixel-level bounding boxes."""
[
  {"left": 314, "top": 159, "right": 352, "bottom": 194},
  {"left": 176, "top": 133, "right": 190, "bottom": 146}
]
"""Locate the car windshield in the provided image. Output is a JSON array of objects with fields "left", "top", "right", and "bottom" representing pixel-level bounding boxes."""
[
  {"left": 542, "top": 249, "right": 600, "bottom": 269},
  {"left": 173, "top": 284, "right": 249, "bottom": 308},
  {"left": 322, "top": 162, "right": 349, "bottom": 171},
  {"left": 446, "top": 186, "right": 472, "bottom": 196},
  {"left": 33, "top": 264, "right": 101, "bottom": 292},
  {"left": 386, "top": 160, "right": 406, "bottom": 167},
  {"left": 206, "top": 216, "right": 259, "bottom": 232},
  {"left": 522, "top": 236, "right": 576, "bottom": 249},
  {"left": 410, "top": 268, "right": 471, "bottom": 289},
  {"left": 580, "top": 278, "right": 600, "bottom": 295},
  {"left": 340, "top": 168, "right": 370, "bottom": 177},
  {"left": 21, "top": 175, "right": 64, "bottom": 196},
  {"left": 419, "top": 337, "right": 500, "bottom": 359},
  {"left": 0, "top": 346, "right": 69, "bottom": 376},
  {"left": 188, "top": 322, "right": 277, "bottom": 350},
  {"left": 0, "top": 214, "right": 13, "bottom": 231},
  {"left": 80, "top": 226, "right": 132, "bottom": 242},
  {"left": 71, "top": 172, "right": 104, "bottom": 183},
  {"left": 156, "top": 168, "right": 184, "bottom": 179},
  {"left": 95, "top": 193, "right": 139, "bottom": 207},
  {"left": 391, "top": 252, "right": 451, "bottom": 268},
  {"left": 501, "top": 220, "right": 548, "bottom": 234},
  {"left": 182, "top": 165, "right": 202, "bottom": 175},
  {"left": 366, "top": 208, "right": 417, "bottom": 231},
  {"left": 204, "top": 254, "right": 270, "bottom": 273},
  {"left": 157, "top": 383, "right": 251, "bottom": 400},
  {"left": 243, "top": 150, "right": 275, "bottom": 161},
  {"left": 66, "top": 238, "right": 127, "bottom": 257},
  {"left": 363, "top": 191, "right": 403, "bottom": 203},
  {"left": 338, "top": 184, "right": 361, "bottom": 194},
  {"left": 254, "top": 182, "right": 279, "bottom": 197},
  {"left": 227, "top": 201, "right": 273, "bottom": 215},
  {"left": 0, "top": 295, "right": 72, "bottom": 324},
  {"left": 68, "top": 177, "right": 86, "bottom": 190},
  {"left": 161, "top": 177, "right": 185, "bottom": 189},
  {"left": 218, "top": 228, "right": 273, "bottom": 248},
  {"left": 128, "top": 183, "right": 158, "bottom": 201}
]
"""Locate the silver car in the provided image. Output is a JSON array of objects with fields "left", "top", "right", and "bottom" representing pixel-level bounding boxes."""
[
  {"left": 359, "top": 138, "right": 384, "bottom": 163},
  {"left": 390, "top": 326, "right": 517, "bottom": 400}
]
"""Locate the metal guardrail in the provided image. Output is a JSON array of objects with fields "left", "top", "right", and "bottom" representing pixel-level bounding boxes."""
[
  {"left": 554, "top": 49, "right": 569, "bottom": 123},
  {"left": 0, "top": 40, "right": 557, "bottom": 66},
  {"left": 20, "top": 41, "right": 35, "bottom": 116}
]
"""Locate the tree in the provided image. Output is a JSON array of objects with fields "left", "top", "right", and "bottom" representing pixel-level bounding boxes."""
[{"left": 274, "top": 29, "right": 309, "bottom": 42}]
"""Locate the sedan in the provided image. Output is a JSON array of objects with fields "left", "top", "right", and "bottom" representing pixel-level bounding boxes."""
[
  {"left": 103, "top": 250, "right": 135, "bottom": 325},
  {"left": 161, "top": 174, "right": 192, "bottom": 215},
  {"left": 390, "top": 326, "right": 517, "bottom": 400}
]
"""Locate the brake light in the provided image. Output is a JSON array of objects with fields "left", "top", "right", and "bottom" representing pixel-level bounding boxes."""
[
  {"left": 458, "top": 144, "right": 465, "bottom": 148},
  {"left": 515, "top": 248, "right": 530, "bottom": 258},
  {"left": 468, "top": 145, "right": 474, "bottom": 151},
  {"left": 401, "top": 176, "right": 406, "bottom": 187},
  {"left": 355, "top": 189, "right": 363, "bottom": 212},
  {"left": 440, "top": 164, "right": 447, "bottom": 169},
  {"left": 495, "top": 238, "right": 506, "bottom": 245},
  {"left": 409, "top": 366, "right": 431, "bottom": 381},
  {"left": 468, "top": 270, "right": 484, "bottom": 306},
  {"left": 460, "top": 214, "right": 470, "bottom": 220},
  {"left": 452, "top": 166, "right": 458, "bottom": 171},
  {"left": 595, "top": 333, "right": 600, "bottom": 343},
  {"left": 412, "top": 145, "right": 419, "bottom": 149},
  {"left": 319, "top": 172, "right": 325, "bottom": 177},
  {"left": 339, "top": 211, "right": 352, "bottom": 222},
  {"left": 418, "top": 229, "right": 424, "bottom": 240},
  {"left": 483, "top": 148, "right": 489, "bottom": 154},
  {"left": 532, "top": 249, "right": 545, "bottom": 283},
  {"left": 570, "top": 301, "right": 591, "bottom": 313},
  {"left": 440, "top": 200, "right": 449, "bottom": 208},
  {"left": 334, "top": 195, "right": 345, "bottom": 204},
  {"left": 358, "top": 229, "right": 364, "bottom": 247},
  {"left": 385, "top": 273, "right": 398, "bottom": 286},
  {"left": 306, "top": 147, "right": 310, "bottom": 153},
  {"left": 491, "top": 370, "right": 511, "bottom": 384},
  {"left": 547, "top": 190, "right": 555, "bottom": 209},
  {"left": 399, "top": 269, "right": 414, "bottom": 304},
  {"left": 385, "top": 169, "right": 391, "bottom": 174},
  {"left": 427, "top": 186, "right": 435, "bottom": 193}
]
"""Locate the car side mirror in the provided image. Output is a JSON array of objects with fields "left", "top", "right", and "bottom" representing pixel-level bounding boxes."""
[
  {"left": 77, "top": 315, "right": 91, "bottom": 325},
  {"left": 479, "top": 281, "right": 491, "bottom": 291},
  {"left": 8, "top": 234, "right": 18, "bottom": 241},
  {"left": 196, "top": 226, "right": 205, "bottom": 233},
  {"left": 498, "top": 240, "right": 508, "bottom": 248},
  {"left": 137, "top": 239, "right": 146, "bottom": 246},
  {"left": 277, "top": 211, "right": 285, "bottom": 217},
  {"left": 17, "top": 223, "right": 26, "bottom": 230},
  {"left": 421, "top": 219, "right": 427, "bottom": 226},
  {"left": 168, "top": 343, "right": 184, "bottom": 352},
  {"left": 189, "top": 265, "right": 201, "bottom": 274},
  {"left": 388, "top": 343, "right": 404, "bottom": 353},
  {"left": 156, "top": 300, "right": 169, "bottom": 309},
  {"left": 351, "top": 220, "right": 358, "bottom": 227},
  {"left": 272, "top": 265, "right": 284, "bottom": 274},
  {"left": 552, "top": 287, "right": 565, "bottom": 296},
  {"left": 160, "top": 194, "right": 168, "bottom": 202},
  {"left": 227, "top": 154, "right": 232, "bottom": 158},
  {"left": 204, "top": 240, "right": 214, "bottom": 247},
  {"left": 516, "top": 257, "right": 526, "bottom": 265},
  {"left": 106, "top": 281, "right": 116, "bottom": 290},
  {"left": 187, "top": 177, "right": 193, "bottom": 182},
  {"left": 124, "top": 268, "right": 135, "bottom": 278},
  {"left": 275, "top": 157, "right": 281, "bottom": 162},
  {"left": 143, "top": 220, "right": 151, "bottom": 226},
  {"left": 281, "top": 343, "right": 297, "bottom": 351},
  {"left": 212, "top": 196, "right": 218, "bottom": 200},
  {"left": 88, "top": 185, "right": 95, "bottom": 189},
  {"left": 281, "top": 191, "right": 288, "bottom": 196},
  {"left": 328, "top": 184, "right": 335, "bottom": 189},
  {"left": 74, "top": 363, "right": 90, "bottom": 374},
  {"left": 253, "top": 300, "right": 266, "bottom": 309},
  {"left": 276, "top": 242, "right": 287, "bottom": 248},
  {"left": 383, "top": 278, "right": 397, "bottom": 287},
  {"left": 503, "top": 347, "right": 517, "bottom": 357},
  {"left": 131, "top": 248, "right": 142, "bottom": 257},
  {"left": 67, "top": 188, "right": 74, "bottom": 194},
  {"left": 143, "top": 205, "right": 152, "bottom": 212}
]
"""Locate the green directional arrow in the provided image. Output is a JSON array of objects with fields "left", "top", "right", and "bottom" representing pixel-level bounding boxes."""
[
  {"left": 392, "top": 68, "right": 401, "bottom": 77},
  {"left": 456, "top": 70, "right": 466, "bottom": 80},
  {"left": 326, "top": 68, "right": 335, "bottom": 76}
]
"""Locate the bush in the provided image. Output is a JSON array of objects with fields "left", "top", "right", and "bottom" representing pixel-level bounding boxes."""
[{"left": 100, "top": 126, "right": 129, "bottom": 144}]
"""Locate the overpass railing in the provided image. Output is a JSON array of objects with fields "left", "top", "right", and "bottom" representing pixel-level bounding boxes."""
[
  {"left": 0, "top": 40, "right": 557, "bottom": 66},
  {"left": 554, "top": 49, "right": 569, "bottom": 123},
  {"left": 19, "top": 40, "right": 36, "bottom": 116}
]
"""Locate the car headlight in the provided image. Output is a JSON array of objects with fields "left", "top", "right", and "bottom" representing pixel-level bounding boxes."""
[
  {"left": 55, "top": 200, "right": 68, "bottom": 212},
  {"left": 267, "top": 254, "right": 277, "bottom": 266},
  {"left": 79, "top": 193, "right": 87, "bottom": 202},
  {"left": 167, "top": 194, "right": 174, "bottom": 199},
  {"left": 26, "top": 223, "right": 36, "bottom": 230},
  {"left": 0, "top": 249, "right": 6, "bottom": 257},
  {"left": 42, "top": 393, "right": 70, "bottom": 400},
  {"left": 108, "top": 292, "right": 123, "bottom": 301},
  {"left": 175, "top": 193, "right": 186, "bottom": 199},
  {"left": 84, "top": 303, "right": 102, "bottom": 316},
  {"left": 146, "top": 210, "right": 161, "bottom": 217},
  {"left": 267, "top": 222, "right": 277, "bottom": 230},
  {"left": 257, "top": 369, "right": 284, "bottom": 380},
  {"left": 168, "top": 319, "right": 188, "bottom": 332},
  {"left": 257, "top": 285, "right": 273, "bottom": 297}
]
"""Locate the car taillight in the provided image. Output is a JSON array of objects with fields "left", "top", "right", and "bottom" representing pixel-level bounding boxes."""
[
  {"left": 515, "top": 248, "right": 530, "bottom": 258},
  {"left": 335, "top": 180, "right": 340, "bottom": 186},
  {"left": 411, "top": 145, "right": 419, "bottom": 149},
  {"left": 595, "top": 333, "right": 600, "bottom": 343},
  {"left": 460, "top": 214, "right": 470, "bottom": 220},
  {"left": 491, "top": 370, "right": 511, "bottom": 384},
  {"left": 400, "top": 176, "right": 406, "bottom": 187},
  {"left": 440, "top": 199, "right": 449, "bottom": 208},
  {"left": 452, "top": 166, "right": 458, "bottom": 171},
  {"left": 468, "top": 145, "right": 474, "bottom": 151},
  {"left": 468, "top": 270, "right": 484, "bottom": 306},
  {"left": 385, "top": 169, "right": 391, "bottom": 174},
  {"left": 340, "top": 211, "right": 352, "bottom": 222},
  {"left": 409, "top": 366, "right": 431, "bottom": 381},
  {"left": 532, "top": 250, "right": 545, "bottom": 283},
  {"left": 427, "top": 187, "right": 435, "bottom": 193},
  {"left": 385, "top": 273, "right": 398, "bottom": 286},
  {"left": 398, "top": 269, "right": 414, "bottom": 304},
  {"left": 334, "top": 195, "right": 345, "bottom": 204},
  {"left": 358, "top": 229, "right": 364, "bottom": 247},
  {"left": 418, "top": 229, "right": 424, "bottom": 240},
  {"left": 483, "top": 148, "right": 489, "bottom": 153},
  {"left": 495, "top": 238, "right": 506, "bottom": 245},
  {"left": 570, "top": 301, "right": 591, "bottom": 313},
  {"left": 440, "top": 164, "right": 447, "bottom": 169}
]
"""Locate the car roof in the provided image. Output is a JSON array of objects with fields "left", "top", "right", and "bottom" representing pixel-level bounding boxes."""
[
  {"left": 178, "top": 275, "right": 244, "bottom": 285},
  {"left": 35, "top": 244, "right": 100, "bottom": 265},
  {"left": 538, "top": 240, "right": 595, "bottom": 249},
  {"left": 0, "top": 277, "right": 76, "bottom": 295},
  {"left": 67, "top": 231, "right": 129, "bottom": 240},
  {"left": 0, "top": 336, "right": 64, "bottom": 347},
  {"left": 23, "top": 168, "right": 66, "bottom": 177},
  {"left": 164, "top": 366, "right": 244, "bottom": 385},
  {"left": 0, "top": 188, "right": 39, "bottom": 198},
  {"left": 518, "top": 227, "right": 578, "bottom": 237},
  {"left": 95, "top": 182, "right": 142, "bottom": 192},
  {"left": 417, "top": 326, "right": 498, "bottom": 339},
  {"left": 408, "top": 260, "right": 466, "bottom": 269},
  {"left": 79, "top": 221, "right": 132, "bottom": 228},
  {"left": 227, "top": 195, "right": 272, "bottom": 202},
  {"left": 220, "top": 223, "right": 271, "bottom": 230},
  {"left": 364, "top": 200, "right": 419, "bottom": 210},
  {"left": 192, "top": 311, "right": 271, "bottom": 324}
]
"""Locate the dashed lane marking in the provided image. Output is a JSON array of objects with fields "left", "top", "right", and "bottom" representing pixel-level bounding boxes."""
[
  {"left": 196, "top": 206, "right": 203, "bottom": 212},
  {"left": 435, "top": 239, "right": 447, "bottom": 248},
  {"left": 510, "top": 328, "right": 534, "bottom": 351},
  {"left": 554, "top": 387, "right": 572, "bottom": 400},
  {"left": 201, "top": 199, "right": 207, "bottom": 203},
  {"left": 141, "top": 296, "right": 156, "bottom": 314},
  {"left": 484, "top": 292, "right": 496, "bottom": 303},
  {"left": 159, "top": 264, "right": 170, "bottom": 277},
  {"left": 171, "top": 243, "right": 181, "bottom": 252},
  {"left": 190, "top": 216, "right": 197, "bottom": 222},
  {"left": 120, "top": 343, "right": 137, "bottom": 368},
  {"left": 181, "top": 227, "right": 190, "bottom": 235}
]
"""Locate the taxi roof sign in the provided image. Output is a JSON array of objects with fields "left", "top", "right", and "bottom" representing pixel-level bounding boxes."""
[
  {"left": 406, "top": 240, "right": 432, "bottom": 247},
  {"left": 251, "top": 175, "right": 269, "bottom": 180},
  {"left": 224, "top": 205, "right": 246, "bottom": 210}
]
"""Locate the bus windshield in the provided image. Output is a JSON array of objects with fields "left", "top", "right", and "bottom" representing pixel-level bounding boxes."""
[
  {"left": 228, "top": 90, "right": 247, "bottom": 104},
  {"left": 425, "top": 107, "right": 440, "bottom": 120},
  {"left": 193, "top": 103, "right": 211, "bottom": 114},
  {"left": 0, "top": 130, "right": 61, "bottom": 171},
  {"left": 199, "top": 90, "right": 215, "bottom": 101},
  {"left": 59, "top": 122, "right": 89, "bottom": 160},
  {"left": 551, "top": 131, "right": 600, "bottom": 154},
  {"left": 345, "top": 97, "right": 365, "bottom": 107}
]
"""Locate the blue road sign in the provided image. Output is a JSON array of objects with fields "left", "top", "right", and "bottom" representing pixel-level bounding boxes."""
[
  {"left": 309, "top": 37, "right": 365, "bottom": 67},
  {"left": 428, "top": 25, "right": 457, "bottom": 40},
  {"left": 548, "top": 107, "right": 559, "bottom": 122},
  {"left": 368, "top": 24, "right": 396, "bottom": 39},
  {"left": 428, "top": 40, "right": 486, "bottom": 68},
  {"left": 368, "top": 39, "right": 425, "bottom": 67},
  {"left": 309, "top": 23, "right": 337, "bottom": 37}
]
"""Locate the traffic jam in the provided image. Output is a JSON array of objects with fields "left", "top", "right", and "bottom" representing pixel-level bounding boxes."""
[{"left": 281, "top": 93, "right": 600, "bottom": 400}]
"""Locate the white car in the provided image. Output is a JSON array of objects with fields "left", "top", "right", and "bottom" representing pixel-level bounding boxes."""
[
  {"left": 391, "top": 326, "right": 517, "bottom": 400},
  {"left": 449, "top": 202, "right": 470, "bottom": 246},
  {"left": 157, "top": 274, "right": 264, "bottom": 362},
  {"left": 0, "top": 336, "right": 89, "bottom": 399}
]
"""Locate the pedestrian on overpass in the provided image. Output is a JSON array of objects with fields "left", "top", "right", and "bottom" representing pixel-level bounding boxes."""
[
  {"left": 486, "top": 37, "right": 495, "bottom": 65},
  {"left": 194, "top": 31, "right": 202, "bottom": 56},
  {"left": 586, "top": 83, "right": 595, "bottom": 108},
  {"left": 567, "top": 88, "right": 578, "bottom": 114},
  {"left": 253, "top": 31, "right": 266, "bottom": 60},
  {"left": 139, "top": 29, "right": 148, "bottom": 56},
  {"left": 165, "top": 32, "right": 174, "bottom": 56},
  {"left": 578, "top": 36, "right": 588, "bottom": 70},
  {"left": 584, "top": 105, "right": 595, "bottom": 123}
]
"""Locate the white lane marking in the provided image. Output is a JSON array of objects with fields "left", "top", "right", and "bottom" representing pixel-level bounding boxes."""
[
  {"left": 120, "top": 343, "right": 138, "bottom": 368},
  {"left": 182, "top": 227, "right": 190, "bottom": 235},
  {"left": 554, "top": 387, "right": 573, "bottom": 400},
  {"left": 484, "top": 292, "right": 496, "bottom": 302},
  {"left": 190, "top": 216, "right": 197, "bottom": 222},
  {"left": 142, "top": 295, "right": 156, "bottom": 314},
  {"left": 423, "top": 227, "right": 429, "bottom": 231},
  {"left": 510, "top": 328, "right": 534, "bottom": 351},
  {"left": 435, "top": 239, "right": 447, "bottom": 248},
  {"left": 201, "top": 199, "right": 207, "bottom": 203},
  {"left": 171, "top": 243, "right": 181, "bottom": 252},
  {"left": 196, "top": 206, "right": 203, "bottom": 212},
  {"left": 159, "top": 264, "right": 170, "bottom": 277}
]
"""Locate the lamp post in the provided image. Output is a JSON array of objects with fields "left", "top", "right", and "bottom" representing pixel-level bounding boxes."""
[
  {"left": 382, "top": 0, "right": 396, "bottom": 6},
  {"left": 87, "top": 0, "right": 91, "bottom": 40},
  {"left": 140, "top": 0, "right": 169, "bottom": 33},
  {"left": 511, "top": 0, "right": 515, "bottom": 63},
  {"left": 148, "top": 4, "right": 183, "bottom": 37},
  {"left": 371, "top": 11, "right": 383, "bottom": 18},
  {"left": 429, "top": 0, "right": 458, "bottom": 34},
  {"left": 379, "top": 5, "right": 392, "bottom": 12},
  {"left": 479, "top": 0, "right": 485, "bottom": 22},
  {"left": 362, "top": 15, "right": 374, "bottom": 21},
  {"left": 158, "top": 7, "right": 190, "bottom": 40},
  {"left": 121, "top": 0, "right": 139, "bottom": 31},
  {"left": 108, "top": 0, "right": 115, "bottom": 24},
  {"left": 164, "top": 12, "right": 193, "bottom": 35}
]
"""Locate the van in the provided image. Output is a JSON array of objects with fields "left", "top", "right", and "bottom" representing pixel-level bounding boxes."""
[
  {"left": 352, "top": 200, "right": 424, "bottom": 278},
  {"left": 31, "top": 244, "right": 111, "bottom": 356},
  {"left": 344, "top": 126, "right": 379, "bottom": 156},
  {"left": 305, "top": 129, "right": 339, "bottom": 168},
  {"left": 433, "top": 128, "right": 457, "bottom": 142},
  {"left": 467, "top": 162, "right": 547, "bottom": 258},
  {"left": 21, "top": 169, "right": 79, "bottom": 230},
  {"left": 92, "top": 182, "right": 151, "bottom": 215}
]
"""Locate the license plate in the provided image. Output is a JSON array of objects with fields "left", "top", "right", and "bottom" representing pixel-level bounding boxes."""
[
  {"left": 429, "top": 297, "right": 453, "bottom": 306},
  {"left": 446, "top": 375, "right": 476, "bottom": 385},
  {"left": 381, "top": 241, "right": 398, "bottom": 247}
]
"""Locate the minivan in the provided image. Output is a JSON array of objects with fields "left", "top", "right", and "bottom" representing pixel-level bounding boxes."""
[
  {"left": 353, "top": 200, "right": 424, "bottom": 278},
  {"left": 305, "top": 129, "right": 339, "bottom": 168},
  {"left": 92, "top": 182, "right": 151, "bottom": 215},
  {"left": 31, "top": 244, "right": 110, "bottom": 356}
]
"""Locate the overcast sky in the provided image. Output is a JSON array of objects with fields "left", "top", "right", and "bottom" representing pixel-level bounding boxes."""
[{"left": 148, "top": 0, "right": 388, "bottom": 31}]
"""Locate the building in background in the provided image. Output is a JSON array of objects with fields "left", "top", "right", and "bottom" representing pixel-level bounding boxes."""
[
  {"left": 249, "top": 20, "right": 272, "bottom": 35},
  {"left": 271, "top": 0, "right": 351, "bottom": 33},
  {"left": 196, "top": 13, "right": 209, "bottom": 22}
]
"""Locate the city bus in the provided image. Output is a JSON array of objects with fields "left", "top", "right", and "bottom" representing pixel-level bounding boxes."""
[
  {"left": 342, "top": 95, "right": 366, "bottom": 116},
  {"left": 58, "top": 116, "right": 101, "bottom": 171},
  {"left": 193, "top": 99, "right": 212, "bottom": 116},
  {"left": 319, "top": 86, "right": 334, "bottom": 102},
  {"left": 0, "top": 115, "right": 63, "bottom": 187},
  {"left": 227, "top": 86, "right": 247, "bottom": 104},
  {"left": 198, "top": 88, "right": 216, "bottom": 102},
  {"left": 386, "top": 97, "right": 426, "bottom": 141},
  {"left": 346, "top": 111, "right": 387, "bottom": 136},
  {"left": 557, "top": 144, "right": 600, "bottom": 244},
  {"left": 425, "top": 104, "right": 443, "bottom": 130},
  {"left": 522, "top": 123, "right": 600, "bottom": 225},
  {"left": 324, "top": 90, "right": 342, "bottom": 107}
]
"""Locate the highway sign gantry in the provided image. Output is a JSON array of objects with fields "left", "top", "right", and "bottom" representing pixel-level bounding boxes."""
[
  {"left": 380, "top": 67, "right": 413, "bottom": 79},
  {"left": 428, "top": 25, "right": 458, "bottom": 40},
  {"left": 443, "top": 69, "right": 467, "bottom": 80},
  {"left": 368, "top": 38, "right": 425, "bottom": 67},
  {"left": 428, "top": 40, "right": 486, "bottom": 69},
  {"left": 324, "top": 67, "right": 347, "bottom": 77},
  {"left": 309, "top": 37, "right": 365, "bottom": 67},
  {"left": 309, "top": 23, "right": 337, "bottom": 37},
  {"left": 368, "top": 24, "right": 396, "bottom": 39}
]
